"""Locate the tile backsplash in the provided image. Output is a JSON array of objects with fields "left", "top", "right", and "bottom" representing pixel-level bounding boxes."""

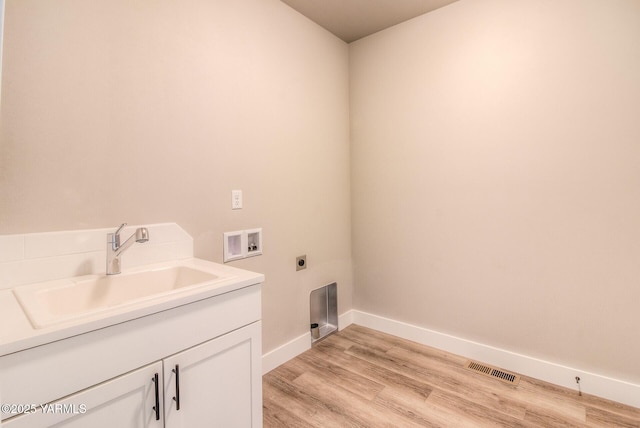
[{"left": 0, "top": 223, "right": 193, "bottom": 290}]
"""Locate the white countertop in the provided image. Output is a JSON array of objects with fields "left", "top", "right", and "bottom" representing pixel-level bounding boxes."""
[{"left": 0, "top": 258, "right": 264, "bottom": 356}]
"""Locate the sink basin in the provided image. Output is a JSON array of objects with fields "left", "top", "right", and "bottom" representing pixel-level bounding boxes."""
[{"left": 13, "top": 265, "right": 231, "bottom": 329}]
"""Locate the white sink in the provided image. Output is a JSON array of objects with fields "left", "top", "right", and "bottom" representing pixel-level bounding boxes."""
[{"left": 13, "top": 265, "right": 232, "bottom": 329}]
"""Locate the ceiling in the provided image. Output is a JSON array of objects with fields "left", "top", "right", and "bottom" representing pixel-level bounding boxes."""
[{"left": 280, "top": 0, "right": 460, "bottom": 43}]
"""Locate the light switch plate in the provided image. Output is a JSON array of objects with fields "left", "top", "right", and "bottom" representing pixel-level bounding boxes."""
[{"left": 232, "top": 190, "right": 242, "bottom": 210}]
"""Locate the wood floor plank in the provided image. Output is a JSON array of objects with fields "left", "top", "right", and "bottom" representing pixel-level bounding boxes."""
[
  {"left": 337, "top": 326, "right": 397, "bottom": 353},
  {"left": 263, "top": 325, "right": 640, "bottom": 427},
  {"left": 387, "top": 346, "right": 529, "bottom": 420},
  {"left": 263, "top": 393, "right": 315, "bottom": 428},
  {"left": 294, "top": 349, "right": 385, "bottom": 401},
  {"left": 522, "top": 376, "right": 640, "bottom": 422},
  {"left": 347, "top": 342, "right": 531, "bottom": 422},
  {"left": 425, "top": 389, "right": 533, "bottom": 428},
  {"left": 263, "top": 375, "right": 320, "bottom": 421},
  {"left": 263, "top": 370, "right": 358, "bottom": 427},
  {"left": 586, "top": 407, "right": 640, "bottom": 428},
  {"left": 313, "top": 340, "right": 434, "bottom": 401},
  {"left": 267, "top": 359, "right": 307, "bottom": 382},
  {"left": 504, "top": 373, "right": 589, "bottom": 424},
  {"left": 293, "top": 371, "right": 419, "bottom": 427},
  {"left": 523, "top": 407, "right": 589, "bottom": 428},
  {"left": 371, "top": 386, "right": 459, "bottom": 428},
  {"left": 315, "top": 331, "right": 356, "bottom": 351}
]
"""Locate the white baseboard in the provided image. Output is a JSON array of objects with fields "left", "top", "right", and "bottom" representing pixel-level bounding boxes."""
[
  {"left": 262, "top": 331, "right": 310, "bottom": 374},
  {"left": 261, "top": 309, "right": 640, "bottom": 408},
  {"left": 338, "top": 310, "right": 354, "bottom": 329},
  {"left": 350, "top": 310, "right": 640, "bottom": 409},
  {"left": 261, "top": 311, "right": 355, "bottom": 375}
]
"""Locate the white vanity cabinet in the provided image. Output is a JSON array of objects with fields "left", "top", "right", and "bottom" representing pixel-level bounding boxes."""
[
  {"left": 3, "top": 362, "right": 164, "bottom": 428},
  {"left": 0, "top": 282, "right": 263, "bottom": 428},
  {"left": 163, "top": 322, "right": 261, "bottom": 427}
]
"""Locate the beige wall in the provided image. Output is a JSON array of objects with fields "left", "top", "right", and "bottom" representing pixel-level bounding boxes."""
[
  {"left": 0, "top": 0, "right": 352, "bottom": 354},
  {"left": 350, "top": 0, "right": 640, "bottom": 383},
  {"left": 3, "top": 0, "right": 640, "bottom": 387}
]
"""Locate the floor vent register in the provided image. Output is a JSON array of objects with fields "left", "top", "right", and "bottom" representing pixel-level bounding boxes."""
[{"left": 464, "top": 360, "right": 521, "bottom": 386}]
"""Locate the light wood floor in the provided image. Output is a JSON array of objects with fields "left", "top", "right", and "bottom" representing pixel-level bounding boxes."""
[{"left": 263, "top": 324, "right": 640, "bottom": 427}]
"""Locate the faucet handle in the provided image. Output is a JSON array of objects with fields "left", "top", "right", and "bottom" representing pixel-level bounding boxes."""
[{"left": 115, "top": 223, "right": 127, "bottom": 236}]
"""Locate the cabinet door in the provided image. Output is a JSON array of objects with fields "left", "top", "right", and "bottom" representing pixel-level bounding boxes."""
[
  {"left": 163, "top": 321, "right": 262, "bottom": 428},
  {"left": 3, "top": 362, "right": 163, "bottom": 428}
]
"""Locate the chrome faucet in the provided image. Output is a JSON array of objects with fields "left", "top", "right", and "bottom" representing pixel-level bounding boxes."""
[{"left": 106, "top": 223, "right": 149, "bottom": 275}]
